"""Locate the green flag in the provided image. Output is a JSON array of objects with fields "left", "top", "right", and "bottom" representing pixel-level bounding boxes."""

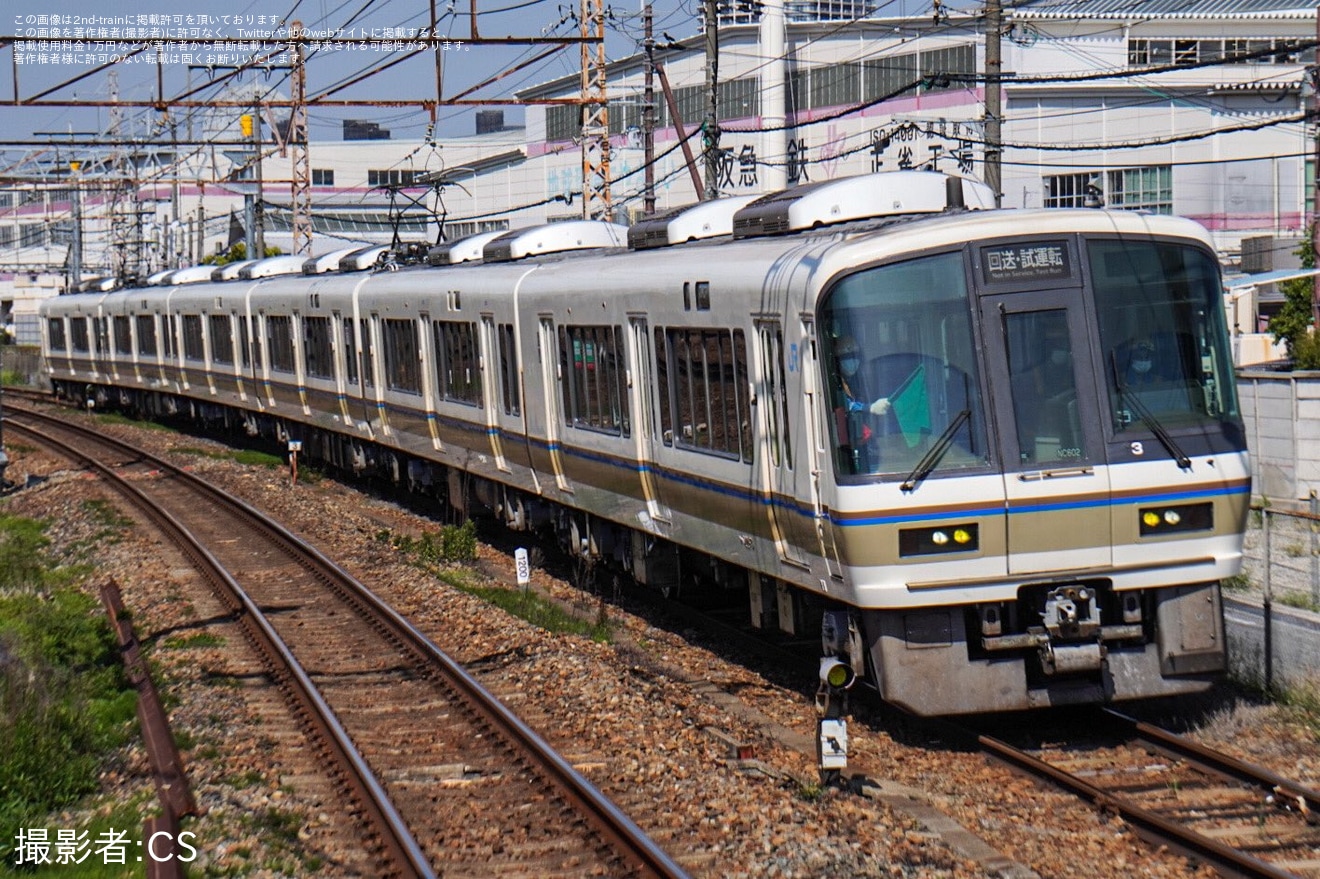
[{"left": 891, "top": 363, "right": 930, "bottom": 447}]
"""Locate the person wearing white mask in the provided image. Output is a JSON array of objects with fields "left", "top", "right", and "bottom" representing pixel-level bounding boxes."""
[
  {"left": 1124, "top": 338, "right": 1160, "bottom": 388},
  {"left": 830, "top": 335, "right": 891, "bottom": 472}
]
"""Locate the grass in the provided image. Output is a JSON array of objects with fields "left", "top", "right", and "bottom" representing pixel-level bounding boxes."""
[
  {"left": 381, "top": 523, "right": 612, "bottom": 642},
  {"left": 63, "top": 501, "right": 136, "bottom": 560},
  {"left": 0, "top": 516, "right": 139, "bottom": 870},
  {"left": 1278, "top": 681, "right": 1320, "bottom": 739},
  {"left": 1277, "top": 590, "right": 1320, "bottom": 613},
  {"left": 232, "top": 449, "right": 284, "bottom": 469},
  {"left": 161, "top": 632, "right": 225, "bottom": 650},
  {"left": 92, "top": 412, "right": 177, "bottom": 432},
  {"left": 1221, "top": 573, "right": 1252, "bottom": 592}
]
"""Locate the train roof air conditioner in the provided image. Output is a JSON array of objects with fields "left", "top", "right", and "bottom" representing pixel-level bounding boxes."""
[
  {"left": 428, "top": 230, "right": 505, "bottom": 266},
  {"left": 627, "top": 195, "right": 759, "bottom": 250},
  {"left": 212, "top": 260, "right": 259, "bottom": 282},
  {"left": 339, "top": 245, "right": 389, "bottom": 272},
  {"left": 164, "top": 265, "right": 222, "bottom": 286},
  {"left": 239, "top": 255, "right": 312, "bottom": 280},
  {"left": 731, "top": 170, "right": 995, "bottom": 240},
  {"left": 304, "top": 246, "right": 370, "bottom": 274},
  {"left": 482, "top": 221, "right": 628, "bottom": 262}
]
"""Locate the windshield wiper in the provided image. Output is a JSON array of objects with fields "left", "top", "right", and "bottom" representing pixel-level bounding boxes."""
[
  {"left": 1110, "top": 353, "right": 1192, "bottom": 470},
  {"left": 901, "top": 409, "right": 970, "bottom": 492}
]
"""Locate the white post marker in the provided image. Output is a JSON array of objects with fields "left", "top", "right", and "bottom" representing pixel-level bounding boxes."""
[
  {"left": 288, "top": 439, "right": 302, "bottom": 486},
  {"left": 514, "top": 547, "right": 530, "bottom": 591}
]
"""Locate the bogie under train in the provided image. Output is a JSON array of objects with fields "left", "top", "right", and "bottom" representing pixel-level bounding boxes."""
[{"left": 40, "top": 171, "right": 1249, "bottom": 714}]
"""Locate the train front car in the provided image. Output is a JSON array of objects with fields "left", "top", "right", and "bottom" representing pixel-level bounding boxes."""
[{"left": 816, "top": 210, "right": 1248, "bottom": 715}]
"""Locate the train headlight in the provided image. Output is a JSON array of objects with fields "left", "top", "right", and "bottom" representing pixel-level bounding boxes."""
[
  {"left": 1138, "top": 502, "right": 1213, "bottom": 536},
  {"left": 819, "top": 657, "right": 856, "bottom": 690},
  {"left": 899, "top": 522, "right": 979, "bottom": 557}
]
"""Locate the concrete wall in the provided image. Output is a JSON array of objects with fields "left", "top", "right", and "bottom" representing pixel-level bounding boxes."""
[{"left": 1237, "top": 370, "right": 1320, "bottom": 506}]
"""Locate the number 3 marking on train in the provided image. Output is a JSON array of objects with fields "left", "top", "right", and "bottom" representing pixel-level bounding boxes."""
[{"left": 1130, "top": 441, "right": 1144, "bottom": 456}]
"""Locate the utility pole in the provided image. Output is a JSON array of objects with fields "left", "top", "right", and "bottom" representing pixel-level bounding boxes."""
[
  {"left": 760, "top": 0, "right": 787, "bottom": 192},
  {"left": 290, "top": 22, "right": 312, "bottom": 255},
  {"left": 702, "top": 0, "right": 720, "bottom": 200},
  {"left": 643, "top": 2, "right": 656, "bottom": 216},
  {"left": 1313, "top": 6, "right": 1320, "bottom": 332},
  {"left": 70, "top": 160, "right": 82, "bottom": 289},
  {"left": 984, "top": 0, "right": 1003, "bottom": 207},
  {"left": 580, "top": 0, "right": 611, "bottom": 220}
]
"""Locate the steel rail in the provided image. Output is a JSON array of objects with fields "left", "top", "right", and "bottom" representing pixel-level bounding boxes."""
[
  {"left": 5, "top": 414, "right": 437, "bottom": 879},
  {"left": 975, "top": 729, "right": 1300, "bottom": 879},
  {"left": 1104, "top": 708, "right": 1320, "bottom": 822},
  {"left": 7, "top": 400, "right": 691, "bottom": 879}
]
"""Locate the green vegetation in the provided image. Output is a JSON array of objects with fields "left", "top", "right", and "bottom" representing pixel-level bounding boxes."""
[
  {"left": 1277, "top": 590, "right": 1320, "bottom": 614},
  {"left": 0, "top": 516, "right": 138, "bottom": 870},
  {"left": 1278, "top": 681, "right": 1320, "bottom": 739},
  {"left": 378, "top": 520, "right": 478, "bottom": 564},
  {"left": 381, "top": 522, "right": 612, "bottom": 642},
  {"left": 1269, "top": 230, "right": 1320, "bottom": 370},
  {"left": 92, "top": 412, "right": 177, "bottom": 432},
  {"left": 1220, "top": 573, "right": 1252, "bottom": 593},
  {"left": 232, "top": 449, "right": 284, "bottom": 469},
  {"left": 161, "top": 631, "right": 225, "bottom": 650}
]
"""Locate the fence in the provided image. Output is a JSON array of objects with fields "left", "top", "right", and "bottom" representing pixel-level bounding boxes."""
[
  {"left": 1, "top": 346, "right": 43, "bottom": 385},
  {"left": 1227, "top": 500, "right": 1320, "bottom": 694},
  {"left": 1239, "top": 500, "right": 1320, "bottom": 611}
]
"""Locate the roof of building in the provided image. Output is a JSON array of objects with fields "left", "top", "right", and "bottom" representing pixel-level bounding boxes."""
[{"left": 1015, "top": 0, "right": 1316, "bottom": 19}]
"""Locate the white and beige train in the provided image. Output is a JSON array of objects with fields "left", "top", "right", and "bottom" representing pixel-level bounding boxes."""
[{"left": 40, "top": 170, "right": 1249, "bottom": 715}]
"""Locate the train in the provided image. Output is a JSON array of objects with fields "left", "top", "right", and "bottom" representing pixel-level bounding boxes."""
[{"left": 39, "top": 170, "right": 1250, "bottom": 715}]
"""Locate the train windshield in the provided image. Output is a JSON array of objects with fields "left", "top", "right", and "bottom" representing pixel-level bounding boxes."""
[
  {"left": 1087, "top": 239, "right": 1239, "bottom": 433},
  {"left": 821, "top": 251, "right": 989, "bottom": 478}
]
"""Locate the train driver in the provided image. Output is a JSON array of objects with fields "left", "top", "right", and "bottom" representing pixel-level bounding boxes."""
[{"left": 831, "top": 335, "right": 892, "bottom": 473}]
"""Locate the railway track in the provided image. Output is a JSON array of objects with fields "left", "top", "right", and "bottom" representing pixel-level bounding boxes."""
[
  {"left": 4, "top": 398, "right": 688, "bottom": 879},
  {"left": 968, "top": 708, "right": 1320, "bottom": 879}
]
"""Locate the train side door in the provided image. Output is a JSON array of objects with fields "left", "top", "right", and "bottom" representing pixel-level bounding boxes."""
[
  {"left": 755, "top": 320, "right": 812, "bottom": 568},
  {"left": 538, "top": 316, "right": 571, "bottom": 492},
  {"left": 628, "top": 316, "right": 669, "bottom": 525},
  {"left": 980, "top": 293, "right": 1113, "bottom": 573}
]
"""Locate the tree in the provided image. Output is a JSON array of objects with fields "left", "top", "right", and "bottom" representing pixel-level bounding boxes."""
[{"left": 1268, "top": 227, "right": 1320, "bottom": 370}]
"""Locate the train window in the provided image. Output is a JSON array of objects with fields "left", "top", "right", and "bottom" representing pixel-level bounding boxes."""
[
  {"left": 135, "top": 315, "right": 157, "bottom": 357},
  {"left": 360, "top": 318, "right": 376, "bottom": 388},
  {"left": 303, "top": 316, "right": 333, "bottom": 379},
  {"left": 382, "top": 318, "right": 422, "bottom": 395},
  {"left": 432, "top": 320, "right": 481, "bottom": 406},
  {"left": 342, "top": 318, "right": 358, "bottom": 385},
  {"left": 657, "top": 326, "right": 751, "bottom": 462},
  {"left": 1004, "top": 310, "right": 1085, "bottom": 465},
  {"left": 113, "top": 316, "right": 132, "bottom": 355},
  {"left": 47, "top": 317, "right": 67, "bottom": 352},
  {"left": 558, "top": 324, "right": 629, "bottom": 436},
  {"left": 210, "top": 315, "right": 235, "bottom": 366},
  {"left": 266, "top": 315, "right": 295, "bottom": 372},
  {"left": 758, "top": 324, "right": 791, "bottom": 468},
  {"left": 820, "top": 251, "right": 987, "bottom": 477},
  {"left": 497, "top": 323, "right": 521, "bottom": 417},
  {"left": 181, "top": 315, "right": 204, "bottom": 361},
  {"left": 1089, "top": 239, "right": 1239, "bottom": 433},
  {"left": 70, "top": 318, "right": 89, "bottom": 353}
]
